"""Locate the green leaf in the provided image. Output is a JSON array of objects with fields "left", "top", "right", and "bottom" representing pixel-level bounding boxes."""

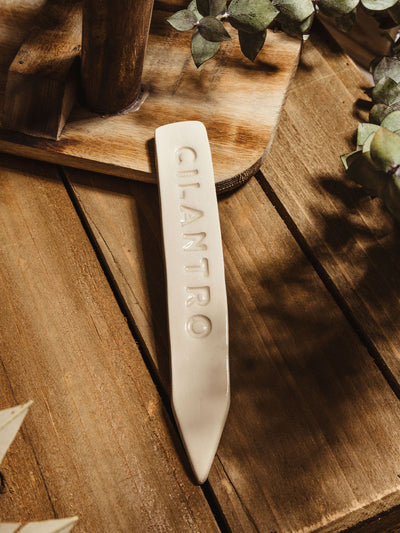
[
  {"left": 341, "top": 150, "right": 360, "bottom": 170},
  {"left": 197, "top": 0, "right": 227, "bottom": 16},
  {"left": 370, "top": 100, "right": 400, "bottom": 124},
  {"left": 318, "top": 0, "right": 359, "bottom": 17},
  {"left": 362, "top": 132, "right": 375, "bottom": 153},
  {"left": 346, "top": 150, "right": 387, "bottom": 196},
  {"left": 381, "top": 110, "right": 400, "bottom": 131},
  {"left": 369, "top": 102, "right": 390, "bottom": 124},
  {"left": 382, "top": 168, "right": 400, "bottom": 220},
  {"left": 198, "top": 16, "right": 232, "bottom": 41},
  {"left": 276, "top": 13, "right": 313, "bottom": 38},
  {"left": 371, "top": 77, "right": 400, "bottom": 105},
  {"left": 357, "top": 123, "right": 380, "bottom": 147},
  {"left": 191, "top": 28, "right": 221, "bottom": 66},
  {"left": 228, "top": 0, "right": 278, "bottom": 33},
  {"left": 274, "top": 0, "right": 314, "bottom": 22},
  {"left": 361, "top": 0, "right": 398, "bottom": 10},
  {"left": 370, "top": 126, "right": 400, "bottom": 172},
  {"left": 371, "top": 56, "right": 400, "bottom": 84},
  {"left": 188, "top": 0, "right": 204, "bottom": 19},
  {"left": 167, "top": 9, "right": 198, "bottom": 31},
  {"left": 238, "top": 29, "right": 266, "bottom": 61}
]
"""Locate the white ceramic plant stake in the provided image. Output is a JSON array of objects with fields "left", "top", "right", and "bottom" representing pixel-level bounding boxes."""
[
  {"left": 0, "top": 524, "right": 21, "bottom": 533},
  {"left": 155, "top": 121, "right": 230, "bottom": 483},
  {"left": 0, "top": 518, "right": 78, "bottom": 533},
  {"left": 0, "top": 402, "right": 33, "bottom": 464}
]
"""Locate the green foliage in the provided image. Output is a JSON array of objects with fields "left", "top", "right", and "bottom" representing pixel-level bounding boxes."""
[
  {"left": 228, "top": 0, "right": 278, "bottom": 33},
  {"left": 191, "top": 29, "right": 221, "bottom": 67},
  {"left": 198, "top": 16, "right": 232, "bottom": 41},
  {"left": 167, "top": 0, "right": 400, "bottom": 67},
  {"left": 342, "top": 50, "right": 400, "bottom": 222},
  {"left": 167, "top": 10, "right": 198, "bottom": 31}
]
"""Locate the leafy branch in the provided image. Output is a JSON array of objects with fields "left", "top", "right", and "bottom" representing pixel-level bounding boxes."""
[
  {"left": 342, "top": 43, "right": 400, "bottom": 222},
  {"left": 167, "top": 0, "right": 400, "bottom": 67}
]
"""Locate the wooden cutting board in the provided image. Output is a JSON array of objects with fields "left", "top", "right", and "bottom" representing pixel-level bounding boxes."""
[{"left": 0, "top": 0, "right": 301, "bottom": 192}]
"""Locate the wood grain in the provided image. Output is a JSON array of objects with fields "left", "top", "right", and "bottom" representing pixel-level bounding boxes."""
[
  {"left": 2, "top": 0, "right": 81, "bottom": 139},
  {"left": 65, "top": 155, "right": 400, "bottom": 532},
  {"left": 0, "top": 155, "right": 220, "bottom": 532},
  {"left": 81, "top": 0, "right": 154, "bottom": 114},
  {"left": 319, "top": 10, "right": 396, "bottom": 70},
  {"left": 261, "top": 24, "right": 400, "bottom": 395},
  {"left": 0, "top": 1, "right": 301, "bottom": 190}
]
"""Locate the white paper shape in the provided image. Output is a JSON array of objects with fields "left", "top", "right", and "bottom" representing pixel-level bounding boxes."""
[
  {"left": 155, "top": 121, "right": 230, "bottom": 483},
  {"left": 19, "top": 517, "right": 78, "bottom": 533},
  {"left": 0, "top": 524, "right": 21, "bottom": 533},
  {"left": 0, "top": 402, "right": 33, "bottom": 464}
]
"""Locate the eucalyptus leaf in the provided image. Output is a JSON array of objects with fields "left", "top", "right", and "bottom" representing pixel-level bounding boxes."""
[
  {"left": 346, "top": 150, "right": 387, "bottom": 196},
  {"left": 277, "top": 13, "right": 313, "bottom": 38},
  {"left": 167, "top": 10, "right": 198, "bottom": 31},
  {"left": 188, "top": 0, "right": 204, "bottom": 20},
  {"left": 370, "top": 100, "right": 400, "bottom": 124},
  {"left": 382, "top": 168, "right": 400, "bottom": 220},
  {"left": 318, "top": 0, "right": 359, "bottom": 17},
  {"left": 362, "top": 132, "right": 375, "bottom": 153},
  {"left": 197, "top": 0, "right": 227, "bottom": 17},
  {"left": 370, "top": 126, "right": 400, "bottom": 172},
  {"left": 369, "top": 102, "right": 390, "bottom": 124},
  {"left": 371, "top": 77, "right": 400, "bottom": 105},
  {"left": 357, "top": 123, "right": 380, "bottom": 147},
  {"left": 273, "top": 0, "right": 315, "bottom": 22},
  {"left": 381, "top": 110, "right": 400, "bottom": 131},
  {"left": 239, "top": 29, "right": 266, "bottom": 61},
  {"left": 228, "top": 0, "right": 278, "bottom": 33},
  {"left": 361, "top": 0, "right": 398, "bottom": 10},
  {"left": 371, "top": 56, "right": 400, "bottom": 84},
  {"left": 198, "top": 16, "right": 232, "bottom": 41},
  {"left": 341, "top": 150, "right": 360, "bottom": 170},
  {"left": 191, "top": 28, "right": 221, "bottom": 66}
]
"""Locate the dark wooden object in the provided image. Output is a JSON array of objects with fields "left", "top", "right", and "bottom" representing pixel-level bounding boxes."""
[
  {"left": 1, "top": 0, "right": 81, "bottom": 140},
  {"left": 0, "top": 6, "right": 301, "bottom": 190},
  {"left": 81, "top": 0, "right": 155, "bottom": 114}
]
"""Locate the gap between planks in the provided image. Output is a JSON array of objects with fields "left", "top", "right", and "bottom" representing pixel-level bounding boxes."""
[
  {"left": 255, "top": 170, "right": 400, "bottom": 404},
  {"left": 57, "top": 165, "right": 232, "bottom": 533}
]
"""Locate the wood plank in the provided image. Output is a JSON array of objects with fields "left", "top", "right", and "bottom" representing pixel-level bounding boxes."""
[
  {"left": 0, "top": 154, "right": 219, "bottom": 531},
  {"left": 319, "top": 9, "right": 396, "bottom": 70},
  {"left": 65, "top": 159, "right": 400, "bottom": 531},
  {"left": 0, "top": 376, "right": 55, "bottom": 522},
  {"left": 2, "top": 0, "right": 81, "bottom": 139},
  {"left": 0, "top": 1, "right": 301, "bottom": 190},
  {"left": 261, "top": 24, "right": 400, "bottom": 391}
]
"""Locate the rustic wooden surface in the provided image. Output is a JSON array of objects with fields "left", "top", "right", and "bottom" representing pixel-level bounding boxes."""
[
  {"left": 0, "top": 155, "right": 220, "bottom": 532},
  {"left": 0, "top": 1, "right": 301, "bottom": 191},
  {"left": 2, "top": 0, "right": 81, "bottom": 140},
  {"left": 3, "top": 8, "right": 400, "bottom": 533},
  {"left": 318, "top": 9, "right": 396, "bottom": 70},
  {"left": 82, "top": 0, "right": 154, "bottom": 114}
]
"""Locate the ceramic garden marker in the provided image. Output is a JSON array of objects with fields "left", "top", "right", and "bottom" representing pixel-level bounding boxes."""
[
  {"left": 155, "top": 121, "right": 230, "bottom": 483},
  {"left": 0, "top": 404, "right": 78, "bottom": 532},
  {"left": 0, "top": 518, "right": 78, "bottom": 533},
  {"left": 0, "top": 401, "right": 32, "bottom": 464}
]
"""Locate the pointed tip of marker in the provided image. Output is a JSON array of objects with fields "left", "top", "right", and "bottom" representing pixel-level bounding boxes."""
[{"left": 173, "top": 393, "right": 230, "bottom": 484}]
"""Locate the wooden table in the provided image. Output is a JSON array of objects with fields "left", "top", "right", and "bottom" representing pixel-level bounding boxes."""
[{"left": 2, "top": 22, "right": 400, "bottom": 533}]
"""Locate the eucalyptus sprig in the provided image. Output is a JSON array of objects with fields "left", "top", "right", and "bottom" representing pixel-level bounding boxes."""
[
  {"left": 342, "top": 46, "right": 400, "bottom": 221},
  {"left": 167, "top": 0, "right": 400, "bottom": 67}
]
